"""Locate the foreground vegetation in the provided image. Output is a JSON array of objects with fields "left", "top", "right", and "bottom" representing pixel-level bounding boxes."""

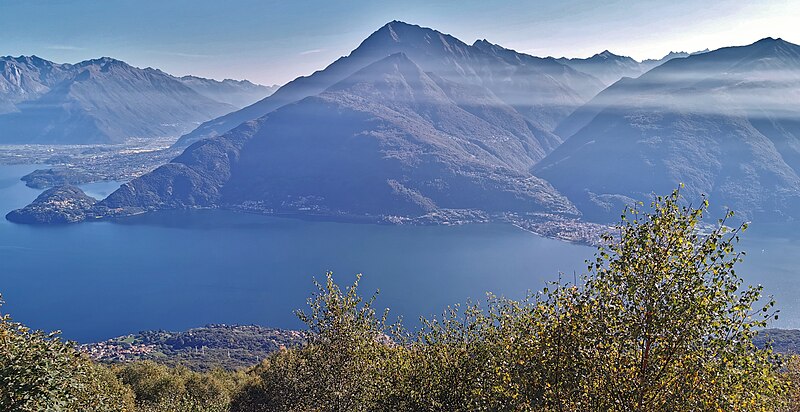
[{"left": 3, "top": 190, "right": 800, "bottom": 411}]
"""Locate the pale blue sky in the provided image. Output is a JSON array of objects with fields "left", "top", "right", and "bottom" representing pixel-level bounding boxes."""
[{"left": 1, "top": 0, "right": 798, "bottom": 85}]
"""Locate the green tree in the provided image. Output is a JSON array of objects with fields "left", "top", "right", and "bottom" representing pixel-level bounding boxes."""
[
  {"left": 526, "top": 189, "right": 785, "bottom": 411},
  {"left": 777, "top": 355, "right": 800, "bottom": 411},
  {"left": 385, "top": 188, "right": 787, "bottom": 411},
  {"left": 231, "top": 273, "right": 403, "bottom": 412},
  {"left": 228, "top": 188, "right": 789, "bottom": 411},
  {"left": 114, "top": 360, "right": 237, "bottom": 412},
  {"left": 0, "top": 295, "right": 134, "bottom": 411}
]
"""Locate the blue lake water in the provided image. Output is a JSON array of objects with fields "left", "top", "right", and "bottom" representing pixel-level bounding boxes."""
[{"left": 0, "top": 163, "right": 798, "bottom": 342}]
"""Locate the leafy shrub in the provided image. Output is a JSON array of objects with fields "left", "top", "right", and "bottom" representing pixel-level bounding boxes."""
[
  {"left": 232, "top": 189, "right": 787, "bottom": 411},
  {"left": 114, "top": 360, "right": 242, "bottom": 412},
  {"left": 0, "top": 297, "right": 134, "bottom": 411}
]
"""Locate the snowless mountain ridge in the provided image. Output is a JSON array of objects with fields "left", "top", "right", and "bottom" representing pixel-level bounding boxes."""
[
  {"left": 0, "top": 55, "right": 275, "bottom": 144},
  {"left": 6, "top": 21, "right": 800, "bottom": 235}
]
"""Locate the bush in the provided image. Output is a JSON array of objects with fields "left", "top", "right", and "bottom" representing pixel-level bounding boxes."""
[
  {"left": 114, "top": 360, "right": 241, "bottom": 412},
  {"left": 230, "top": 273, "right": 404, "bottom": 411},
  {"left": 0, "top": 297, "right": 134, "bottom": 411},
  {"left": 232, "top": 189, "right": 787, "bottom": 411}
]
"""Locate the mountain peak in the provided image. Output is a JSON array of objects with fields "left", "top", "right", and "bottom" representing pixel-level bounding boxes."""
[
  {"left": 385, "top": 19, "right": 411, "bottom": 27},
  {"left": 4, "top": 55, "right": 54, "bottom": 68},
  {"left": 76, "top": 57, "right": 130, "bottom": 70},
  {"left": 662, "top": 51, "right": 690, "bottom": 59},
  {"left": 471, "top": 39, "right": 509, "bottom": 55},
  {"left": 358, "top": 20, "right": 463, "bottom": 52},
  {"left": 716, "top": 36, "right": 800, "bottom": 61},
  {"left": 372, "top": 20, "right": 421, "bottom": 42},
  {"left": 594, "top": 50, "right": 622, "bottom": 60},
  {"left": 750, "top": 36, "right": 797, "bottom": 50},
  {"left": 472, "top": 39, "right": 500, "bottom": 52}
]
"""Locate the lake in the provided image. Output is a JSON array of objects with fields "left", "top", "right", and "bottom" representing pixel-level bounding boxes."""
[{"left": 0, "top": 164, "right": 798, "bottom": 342}]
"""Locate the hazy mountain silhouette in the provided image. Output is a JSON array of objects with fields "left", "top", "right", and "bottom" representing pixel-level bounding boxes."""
[
  {"left": 89, "top": 52, "right": 577, "bottom": 222},
  {"left": 175, "top": 21, "right": 605, "bottom": 147},
  {"left": 556, "top": 50, "right": 689, "bottom": 86},
  {"left": 640, "top": 51, "right": 691, "bottom": 71},
  {"left": 0, "top": 56, "right": 273, "bottom": 144},
  {"left": 536, "top": 37, "right": 800, "bottom": 223},
  {"left": 9, "top": 27, "right": 800, "bottom": 230},
  {"left": 0, "top": 55, "right": 74, "bottom": 113},
  {"left": 177, "top": 75, "right": 277, "bottom": 108}
]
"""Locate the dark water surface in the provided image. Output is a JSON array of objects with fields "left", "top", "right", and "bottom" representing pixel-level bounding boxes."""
[{"left": 0, "top": 164, "right": 797, "bottom": 342}]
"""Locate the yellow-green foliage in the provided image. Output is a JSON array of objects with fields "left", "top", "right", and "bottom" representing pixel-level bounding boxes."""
[
  {"left": 0, "top": 299, "right": 135, "bottom": 411},
  {"left": 113, "top": 360, "right": 245, "bottom": 412},
  {"left": 232, "top": 189, "right": 788, "bottom": 411},
  {"left": 230, "top": 274, "right": 405, "bottom": 412},
  {"left": 779, "top": 356, "right": 800, "bottom": 412}
]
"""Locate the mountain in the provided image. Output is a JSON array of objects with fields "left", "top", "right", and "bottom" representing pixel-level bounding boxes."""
[
  {"left": 535, "top": 37, "right": 800, "bottom": 223},
  {"left": 0, "top": 56, "right": 274, "bottom": 144},
  {"left": 0, "top": 55, "right": 74, "bottom": 113},
  {"left": 94, "top": 53, "right": 578, "bottom": 219},
  {"left": 640, "top": 51, "right": 691, "bottom": 71},
  {"left": 175, "top": 21, "right": 604, "bottom": 147},
  {"left": 14, "top": 26, "right": 799, "bottom": 234},
  {"left": 0, "top": 57, "right": 236, "bottom": 144},
  {"left": 6, "top": 185, "right": 97, "bottom": 224},
  {"left": 557, "top": 50, "right": 690, "bottom": 86},
  {"left": 468, "top": 39, "right": 604, "bottom": 132},
  {"left": 11, "top": 50, "right": 586, "bottom": 226},
  {"left": 177, "top": 75, "right": 277, "bottom": 108},
  {"left": 557, "top": 51, "right": 643, "bottom": 85}
]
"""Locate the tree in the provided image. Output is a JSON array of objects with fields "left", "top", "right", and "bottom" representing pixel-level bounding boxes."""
[
  {"left": 526, "top": 189, "right": 785, "bottom": 411},
  {"left": 231, "top": 273, "right": 403, "bottom": 412},
  {"left": 0, "top": 295, "right": 134, "bottom": 412},
  {"left": 231, "top": 188, "right": 789, "bottom": 411},
  {"left": 390, "top": 188, "right": 788, "bottom": 411},
  {"left": 114, "top": 360, "right": 237, "bottom": 412}
]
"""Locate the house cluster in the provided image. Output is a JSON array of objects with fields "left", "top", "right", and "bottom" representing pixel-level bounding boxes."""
[{"left": 81, "top": 339, "right": 156, "bottom": 362}]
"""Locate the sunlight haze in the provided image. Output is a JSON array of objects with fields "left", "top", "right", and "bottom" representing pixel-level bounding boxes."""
[{"left": 2, "top": 0, "right": 798, "bottom": 84}]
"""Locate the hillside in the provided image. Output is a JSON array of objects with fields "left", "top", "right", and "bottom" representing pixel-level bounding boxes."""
[
  {"left": 175, "top": 21, "right": 604, "bottom": 147},
  {"left": 81, "top": 324, "right": 305, "bottom": 371},
  {"left": 91, "top": 52, "right": 578, "bottom": 223},
  {"left": 556, "top": 50, "right": 689, "bottom": 85},
  {"left": 0, "top": 56, "right": 274, "bottom": 144},
  {"left": 536, "top": 37, "right": 800, "bottom": 223}
]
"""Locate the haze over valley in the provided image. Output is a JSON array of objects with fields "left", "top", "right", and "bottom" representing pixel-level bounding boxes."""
[
  {"left": 3, "top": 4, "right": 800, "bottom": 409},
  {"left": 5, "top": 22, "right": 800, "bottom": 241}
]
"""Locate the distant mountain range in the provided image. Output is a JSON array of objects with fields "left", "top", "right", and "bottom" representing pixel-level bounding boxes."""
[
  {"left": 0, "top": 56, "right": 275, "bottom": 144},
  {"left": 556, "top": 50, "right": 691, "bottom": 85},
  {"left": 177, "top": 75, "right": 278, "bottom": 108},
  {"left": 7, "top": 22, "right": 800, "bottom": 234},
  {"left": 174, "top": 21, "right": 606, "bottom": 147},
  {"left": 90, "top": 50, "right": 580, "bottom": 223},
  {"left": 536, "top": 37, "right": 800, "bottom": 223}
]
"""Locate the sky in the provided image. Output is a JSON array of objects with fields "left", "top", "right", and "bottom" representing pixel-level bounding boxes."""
[{"left": 1, "top": 0, "right": 798, "bottom": 85}]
